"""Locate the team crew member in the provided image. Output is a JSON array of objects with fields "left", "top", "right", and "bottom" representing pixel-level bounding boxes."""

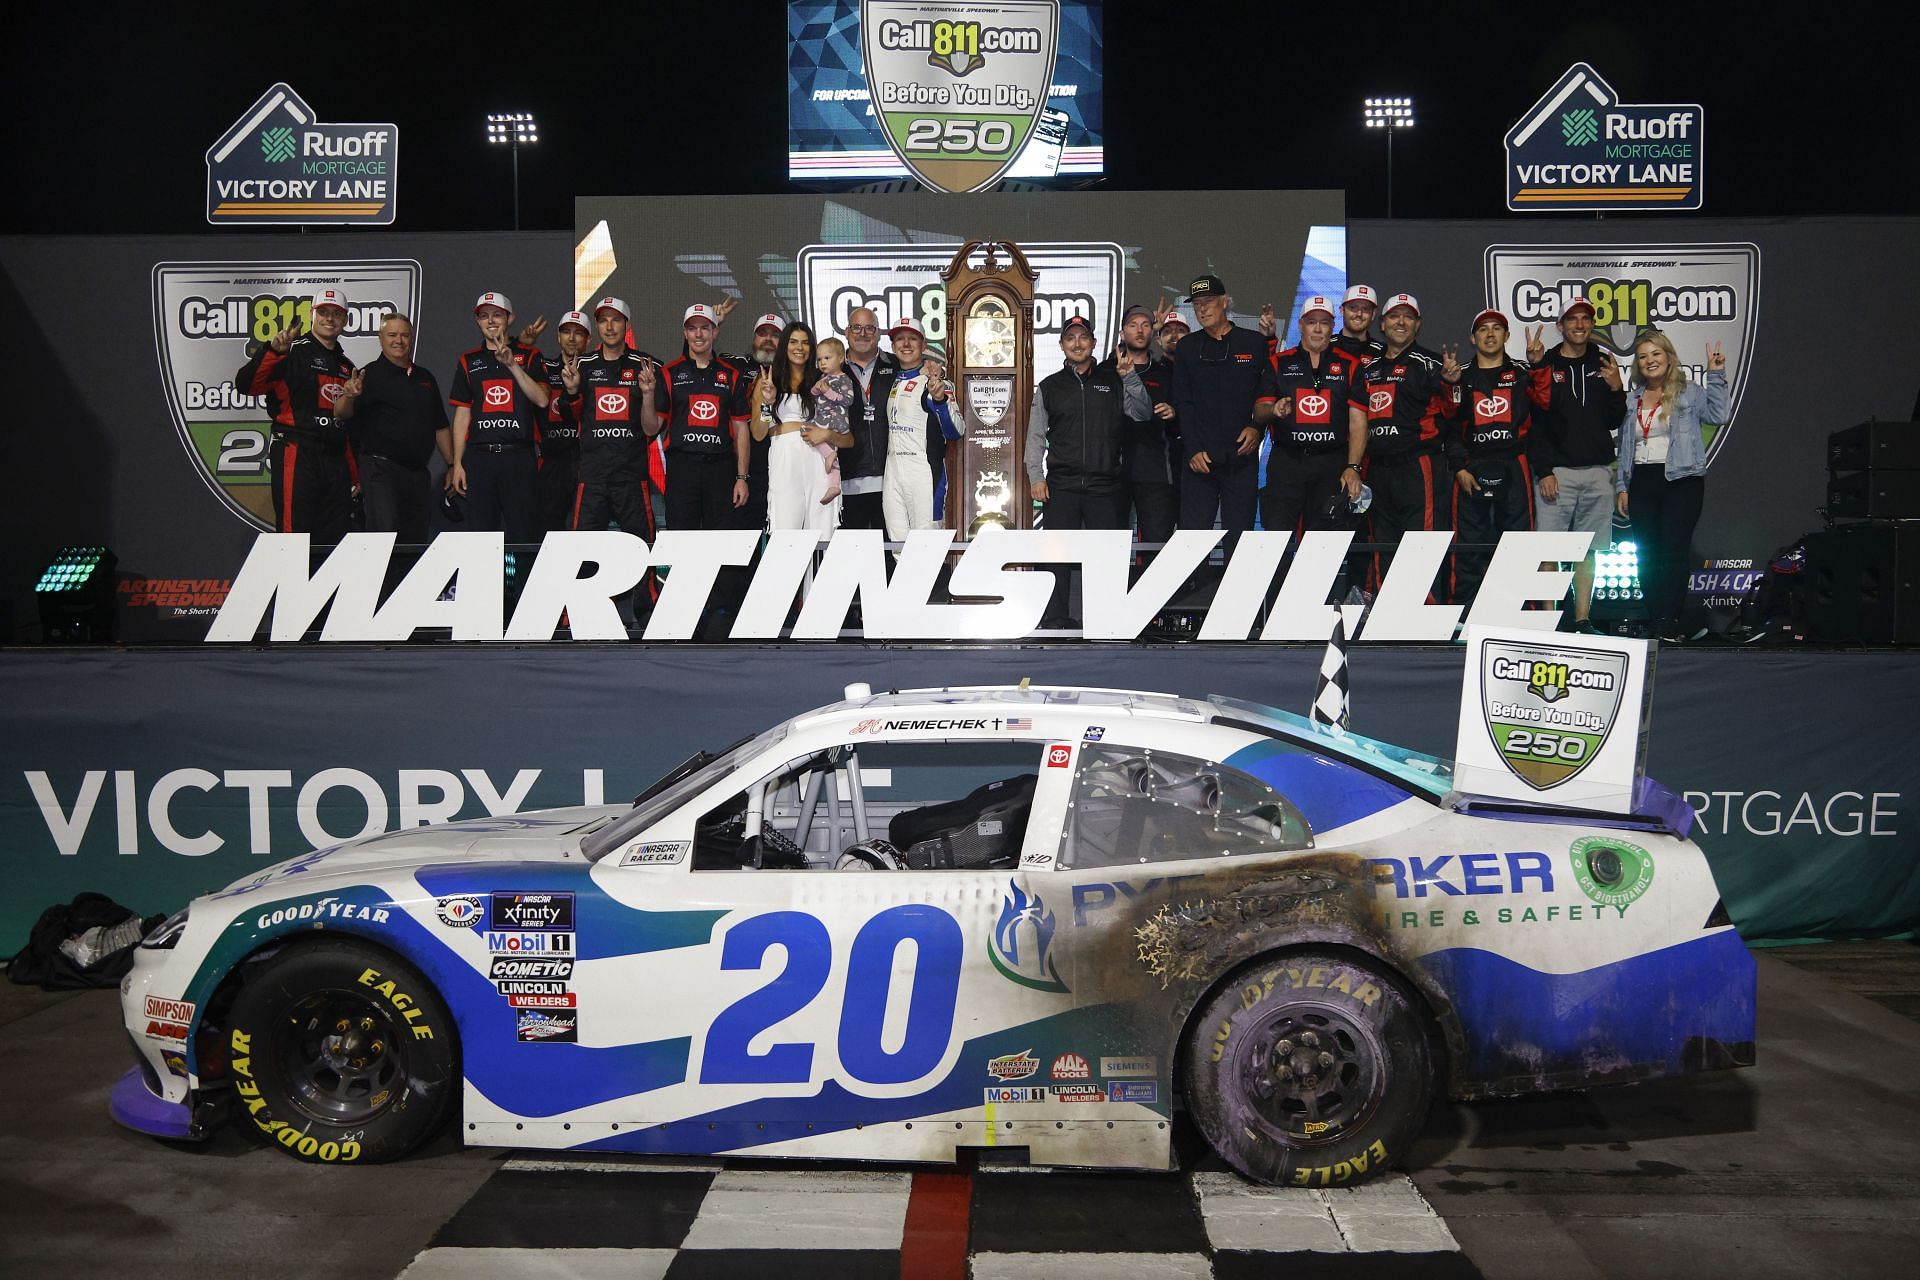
[
  {"left": 643, "top": 303, "right": 753, "bottom": 530},
  {"left": 724, "top": 313, "right": 786, "bottom": 531},
  {"left": 1352, "top": 292, "right": 1454, "bottom": 585},
  {"left": 570, "top": 296, "right": 659, "bottom": 540},
  {"left": 534, "top": 311, "right": 592, "bottom": 534},
  {"left": 236, "top": 287, "right": 359, "bottom": 540},
  {"left": 1258, "top": 295, "right": 1366, "bottom": 537},
  {"left": 1028, "top": 312, "right": 1149, "bottom": 626},
  {"left": 1332, "top": 284, "right": 1385, "bottom": 368},
  {"left": 835, "top": 306, "right": 897, "bottom": 531},
  {"left": 1170, "top": 275, "right": 1276, "bottom": 544},
  {"left": 1115, "top": 304, "right": 1179, "bottom": 550},
  {"left": 1157, "top": 307, "right": 1190, "bottom": 358},
  {"left": 875, "top": 317, "right": 959, "bottom": 539},
  {"left": 1446, "top": 308, "right": 1536, "bottom": 602},
  {"left": 1525, "top": 297, "right": 1625, "bottom": 633},
  {"left": 448, "top": 291, "right": 550, "bottom": 544},
  {"left": 339, "top": 312, "right": 448, "bottom": 543}
]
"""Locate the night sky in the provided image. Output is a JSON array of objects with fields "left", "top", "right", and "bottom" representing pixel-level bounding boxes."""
[{"left": 4, "top": 0, "right": 1915, "bottom": 234}]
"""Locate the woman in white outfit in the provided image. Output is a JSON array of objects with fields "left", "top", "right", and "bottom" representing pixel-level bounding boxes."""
[{"left": 753, "top": 322, "right": 850, "bottom": 532}]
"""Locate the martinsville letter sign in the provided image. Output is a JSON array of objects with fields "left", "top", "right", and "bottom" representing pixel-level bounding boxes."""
[
  {"left": 1505, "top": 63, "right": 1703, "bottom": 212},
  {"left": 207, "top": 529, "right": 1594, "bottom": 643}
]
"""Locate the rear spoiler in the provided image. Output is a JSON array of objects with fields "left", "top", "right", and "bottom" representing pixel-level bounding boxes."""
[{"left": 1449, "top": 775, "right": 1694, "bottom": 838}]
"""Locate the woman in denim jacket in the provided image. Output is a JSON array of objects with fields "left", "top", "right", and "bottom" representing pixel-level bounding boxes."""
[{"left": 1615, "top": 328, "right": 1730, "bottom": 641}]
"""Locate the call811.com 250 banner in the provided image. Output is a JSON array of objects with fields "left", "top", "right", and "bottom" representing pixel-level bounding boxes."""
[
  {"left": 573, "top": 189, "right": 1344, "bottom": 361},
  {"left": 151, "top": 261, "right": 423, "bottom": 529}
]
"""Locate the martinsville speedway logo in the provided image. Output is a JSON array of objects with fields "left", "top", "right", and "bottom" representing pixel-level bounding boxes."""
[
  {"left": 205, "top": 528, "right": 1599, "bottom": 644},
  {"left": 1484, "top": 243, "right": 1757, "bottom": 464},
  {"left": 151, "top": 260, "right": 424, "bottom": 530}
]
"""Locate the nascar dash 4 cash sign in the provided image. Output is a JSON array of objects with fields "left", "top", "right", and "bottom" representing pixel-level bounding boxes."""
[
  {"left": 862, "top": 1, "right": 1061, "bottom": 192},
  {"left": 152, "top": 261, "right": 423, "bottom": 528}
]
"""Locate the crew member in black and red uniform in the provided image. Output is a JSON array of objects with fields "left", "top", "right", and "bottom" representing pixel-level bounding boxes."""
[
  {"left": 448, "top": 291, "right": 550, "bottom": 545},
  {"left": 1332, "top": 284, "right": 1386, "bottom": 368},
  {"left": 236, "top": 286, "right": 358, "bottom": 540},
  {"left": 569, "top": 296, "right": 659, "bottom": 542},
  {"left": 535, "top": 310, "right": 592, "bottom": 533},
  {"left": 1257, "top": 295, "right": 1367, "bottom": 538},
  {"left": 1351, "top": 292, "right": 1454, "bottom": 587},
  {"left": 643, "top": 303, "right": 754, "bottom": 530},
  {"left": 1446, "top": 308, "right": 1536, "bottom": 604}
]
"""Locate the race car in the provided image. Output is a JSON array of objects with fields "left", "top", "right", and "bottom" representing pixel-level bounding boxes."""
[{"left": 113, "top": 684, "right": 1755, "bottom": 1186}]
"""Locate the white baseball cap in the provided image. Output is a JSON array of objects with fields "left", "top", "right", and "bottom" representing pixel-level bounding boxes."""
[
  {"left": 557, "top": 310, "right": 592, "bottom": 332},
  {"left": 1471, "top": 308, "right": 1510, "bottom": 331},
  {"left": 1342, "top": 284, "right": 1378, "bottom": 307},
  {"left": 1159, "top": 311, "right": 1191, "bottom": 332},
  {"left": 753, "top": 312, "right": 785, "bottom": 333},
  {"left": 311, "top": 288, "right": 349, "bottom": 312},
  {"left": 473, "top": 291, "right": 513, "bottom": 315},
  {"left": 1382, "top": 292, "right": 1421, "bottom": 317},
  {"left": 683, "top": 303, "right": 719, "bottom": 326},
  {"left": 593, "top": 296, "right": 630, "bottom": 321},
  {"left": 1299, "top": 295, "right": 1336, "bottom": 320},
  {"left": 888, "top": 316, "right": 925, "bottom": 340}
]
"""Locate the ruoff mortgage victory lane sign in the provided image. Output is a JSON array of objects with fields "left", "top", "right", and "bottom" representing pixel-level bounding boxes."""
[
  {"left": 862, "top": 1, "right": 1060, "bottom": 192},
  {"left": 206, "top": 83, "right": 399, "bottom": 224},
  {"left": 1505, "top": 63, "right": 1703, "bottom": 211}
]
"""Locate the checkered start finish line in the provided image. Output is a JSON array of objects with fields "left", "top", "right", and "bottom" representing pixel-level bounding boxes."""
[{"left": 396, "top": 1157, "right": 1480, "bottom": 1279}]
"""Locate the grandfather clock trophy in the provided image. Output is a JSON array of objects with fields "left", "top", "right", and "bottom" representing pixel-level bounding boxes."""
[{"left": 940, "top": 240, "right": 1037, "bottom": 535}]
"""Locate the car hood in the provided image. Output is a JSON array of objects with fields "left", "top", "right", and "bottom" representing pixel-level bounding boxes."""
[{"left": 212, "top": 805, "right": 628, "bottom": 897}]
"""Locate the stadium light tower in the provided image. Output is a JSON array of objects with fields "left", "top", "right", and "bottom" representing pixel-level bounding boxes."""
[
  {"left": 1362, "top": 97, "right": 1415, "bottom": 218},
  {"left": 486, "top": 113, "right": 539, "bottom": 231}
]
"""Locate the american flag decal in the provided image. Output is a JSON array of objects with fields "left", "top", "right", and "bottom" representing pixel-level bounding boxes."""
[{"left": 1006, "top": 717, "right": 1033, "bottom": 731}]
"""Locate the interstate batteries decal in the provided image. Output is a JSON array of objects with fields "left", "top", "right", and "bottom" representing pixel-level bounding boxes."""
[
  {"left": 151, "top": 260, "right": 422, "bottom": 528},
  {"left": 862, "top": 1, "right": 1060, "bottom": 192}
]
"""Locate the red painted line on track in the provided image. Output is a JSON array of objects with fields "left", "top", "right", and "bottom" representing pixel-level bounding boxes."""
[{"left": 899, "top": 1168, "right": 971, "bottom": 1280}]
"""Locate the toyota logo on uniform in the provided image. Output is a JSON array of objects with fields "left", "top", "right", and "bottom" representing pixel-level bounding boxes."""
[
  {"left": 483, "top": 385, "right": 513, "bottom": 408},
  {"left": 1369, "top": 390, "right": 1395, "bottom": 413},
  {"left": 688, "top": 397, "right": 720, "bottom": 424},
  {"left": 1297, "top": 393, "right": 1330, "bottom": 418},
  {"left": 1475, "top": 394, "right": 1511, "bottom": 420},
  {"left": 319, "top": 382, "right": 343, "bottom": 404},
  {"left": 597, "top": 391, "right": 627, "bottom": 415}
]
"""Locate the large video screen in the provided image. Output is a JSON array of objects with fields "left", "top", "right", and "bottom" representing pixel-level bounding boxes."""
[{"left": 788, "top": 1, "right": 1104, "bottom": 184}]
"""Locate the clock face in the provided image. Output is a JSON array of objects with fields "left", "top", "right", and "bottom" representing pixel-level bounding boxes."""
[{"left": 964, "top": 296, "right": 1016, "bottom": 368}]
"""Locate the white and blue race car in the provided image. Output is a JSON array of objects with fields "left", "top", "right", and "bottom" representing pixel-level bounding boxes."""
[{"left": 115, "top": 684, "right": 1755, "bottom": 1186}]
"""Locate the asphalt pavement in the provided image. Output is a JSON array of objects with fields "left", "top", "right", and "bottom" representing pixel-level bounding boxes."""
[{"left": 2, "top": 948, "right": 1915, "bottom": 1280}]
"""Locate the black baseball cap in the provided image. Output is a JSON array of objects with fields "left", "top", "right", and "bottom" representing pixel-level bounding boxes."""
[
  {"left": 1185, "top": 275, "right": 1227, "bottom": 301},
  {"left": 1062, "top": 313, "right": 1094, "bottom": 336}
]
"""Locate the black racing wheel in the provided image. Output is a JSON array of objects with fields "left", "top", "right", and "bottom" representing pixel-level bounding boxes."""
[
  {"left": 1183, "top": 951, "right": 1432, "bottom": 1187},
  {"left": 225, "top": 939, "right": 458, "bottom": 1164}
]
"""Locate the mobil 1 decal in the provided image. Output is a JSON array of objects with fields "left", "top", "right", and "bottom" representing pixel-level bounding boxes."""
[
  {"left": 1484, "top": 243, "right": 1757, "bottom": 463},
  {"left": 151, "top": 260, "right": 422, "bottom": 529},
  {"left": 862, "top": 1, "right": 1060, "bottom": 192},
  {"left": 1480, "top": 638, "right": 1627, "bottom": 789}
]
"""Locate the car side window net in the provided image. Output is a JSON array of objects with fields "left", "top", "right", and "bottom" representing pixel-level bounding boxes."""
[{"left": 1063, "top": 746, "right": 1312, "bottom": 869}]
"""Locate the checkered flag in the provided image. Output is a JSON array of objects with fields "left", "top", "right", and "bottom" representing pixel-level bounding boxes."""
[{"left": 1310, "top": 609, "right": 1351, "bottom": 731}]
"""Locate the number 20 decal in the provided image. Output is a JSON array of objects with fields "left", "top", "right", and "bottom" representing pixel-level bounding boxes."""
[{"left": 700, "top": 905, "right": 963, "bottom": 1086}]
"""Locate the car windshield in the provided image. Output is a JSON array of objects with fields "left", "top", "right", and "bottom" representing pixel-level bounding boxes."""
[
  {"left": 580, "top": 721, "right": 789, "bottom": 862},
  {"left": 1206, "top": 695, "right": 1454, "bottom": 800}
]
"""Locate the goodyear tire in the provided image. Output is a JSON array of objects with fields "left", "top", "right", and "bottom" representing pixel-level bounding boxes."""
[
  {"left": 1183, "top": 951, "right": 1431, "bottom": 1187},
  {"left": 225, "top": 939, "right": 457, "bottom": 1164}
]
